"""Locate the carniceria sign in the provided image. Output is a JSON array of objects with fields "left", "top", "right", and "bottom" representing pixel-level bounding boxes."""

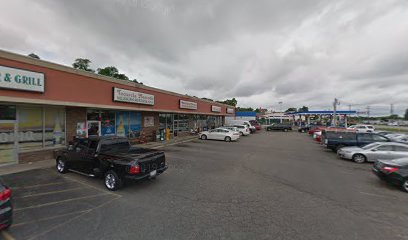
[
  {"left": 0, "top": 66, "right": 45, "bottom": 93},
  {"left": 113, "top": 87, "right": 155, "bottom": 105}
]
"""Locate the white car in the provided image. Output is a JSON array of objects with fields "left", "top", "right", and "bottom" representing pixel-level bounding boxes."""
[
  {"left": 232, "top": 124, "right": 250, "bottom": 136},
  {"left": 221, "top": 126, "right": 240, "bottom": 134},
  {"left": 199, "top": 128, "right": 240, "bottom": 142},
  {"left": 347, "top": 124, "right": 375, "bottom": 133}
]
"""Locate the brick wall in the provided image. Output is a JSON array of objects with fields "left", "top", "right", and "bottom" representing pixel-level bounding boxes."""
[
  {"left": 66, "top": 107, "right": 86, "bottom": 144},
  {"left": 19, "top": 149, "right": 61, "bottom": 164}
]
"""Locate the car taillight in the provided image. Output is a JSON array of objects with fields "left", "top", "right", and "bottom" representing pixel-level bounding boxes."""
[
  {"left": 129, "top": 164, "right": 140, "bottom": 174},
  {"left": 0, "top": 188, "right": 11, "bottom": 201},
  {"left": 382, "top": 166, "right": 398, "bottom": 173}
]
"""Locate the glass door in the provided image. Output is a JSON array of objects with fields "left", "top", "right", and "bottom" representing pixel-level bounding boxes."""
[
  {"left": 87, "top": 121, "right": 101, "bottom": 137},
  {"left": 0, "top": 121, "right": 17, "bottom": 165}
]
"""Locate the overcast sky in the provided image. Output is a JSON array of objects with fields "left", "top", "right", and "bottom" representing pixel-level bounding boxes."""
[{"left": 1, "top": 0, "right": 407, "bottom": 115}]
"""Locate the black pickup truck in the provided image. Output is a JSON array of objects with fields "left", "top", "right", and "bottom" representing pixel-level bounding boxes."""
[
  {"left": 323, "top": 132, "right": 391, "bottom": 152},
  {"left": 54, "top": 136, "right": 167, "bottom": 191},
  {"left": 266, "top": 123, "right": 292, "bottom": 132}
]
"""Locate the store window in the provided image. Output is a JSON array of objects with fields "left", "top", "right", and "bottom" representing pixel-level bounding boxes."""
[
  {"left": 18, "top": 107, "right": 43, "bottom": 151},
  {"left": 0, "top": 106, "right": 16, "bottom": 120},
  {"left": 129, "top": 112, "right": 142, "bottom": 138},
  {"left": 116, "top": 111, "right": 129, "bottom": 137},
  {"left": 101, "top": 111, "right": 116, "bottom": 136},
  {"left": 44, "top": 108, "right": 66, "bottom": 147}
]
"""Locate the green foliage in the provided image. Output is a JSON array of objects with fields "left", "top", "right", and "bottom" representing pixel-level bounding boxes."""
[
  {"left": 28, "top": 53, "right": 40, "bottom": 59},
  {"left": 298, "top": 106, "right": 309, "bottom": 112},
  {"left": 97, "top": 66, "right": 129, "bottom": 80},
  {"left": 236, "top": 107, "right": 254, "bottom": 112},
  {"left": 405, "top": 109, "right": 408, "bottom": 120},
  {"left": 72, "top": 58, "right": 94, "bottom": 72},
  {"left": 285, "top": 107, "right": 297, "bottom": 113},
  {"left": 219, "top": 98, "right": 237, "bottom": 107}
]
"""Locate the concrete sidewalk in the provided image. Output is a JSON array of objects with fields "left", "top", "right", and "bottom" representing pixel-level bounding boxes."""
[{"left": 0, "top": 135, "right": 198, "bottom": 176}]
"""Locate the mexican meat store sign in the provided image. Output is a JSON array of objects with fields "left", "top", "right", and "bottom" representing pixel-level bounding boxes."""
[
  {"left": 113, "top": 87, "right": 155, "bottom": 105},
  {"left": 0, "top": 66, "right": 45, "bottom": 92}
]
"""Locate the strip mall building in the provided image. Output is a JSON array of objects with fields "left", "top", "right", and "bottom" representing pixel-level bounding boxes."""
[{"left": 0, "top": 50, "right": 235, "bottom": 166}]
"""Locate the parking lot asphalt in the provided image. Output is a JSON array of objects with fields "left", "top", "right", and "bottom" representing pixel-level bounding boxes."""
[{"left": 2, "top": 131, "right": 408, "bottom": 240}]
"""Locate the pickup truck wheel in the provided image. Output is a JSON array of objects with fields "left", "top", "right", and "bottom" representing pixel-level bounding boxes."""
[
  {"left": 56, "top": 158, "right": 68, "bottom": 174},
  {"left": 402, "top": 179, "right": 408, "bottom": 192},
  {"left": 284, "top": 129, "right": 288, "bottom": 132},
  {"left": 240, "top": 132, "right": 243, "bottom": 136},
  {"left": 225, "top": 136, "right": 231, "bottom": 142},
  {"left": 104, "top": 170, "right": 123, "bottom": 191},
  {"left": 201, "top": 135, "right": 207, "bottom": 140},
  {"left": 352, "top": 154, "right": 366, "bottom": 164}
]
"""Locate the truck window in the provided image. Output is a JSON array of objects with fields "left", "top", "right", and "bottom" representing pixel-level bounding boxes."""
[
  {"left": 358, "top": 134, "right": 373, "bottom": 141},
  {"left": 372, "top": 135, "right": 388, "bottom": 142}
]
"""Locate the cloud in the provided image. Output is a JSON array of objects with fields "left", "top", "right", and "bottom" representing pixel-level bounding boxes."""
[{"left": 1, "top": 0, "right": 408, "bottom": 115}]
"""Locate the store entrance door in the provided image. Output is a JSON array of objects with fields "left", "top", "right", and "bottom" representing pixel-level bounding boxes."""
[
  {"left": 0, "top": 121, "right": 17, "bottom": 165},
  {"left": 87, "top": 121, "right": 101, "bottom": 137}
]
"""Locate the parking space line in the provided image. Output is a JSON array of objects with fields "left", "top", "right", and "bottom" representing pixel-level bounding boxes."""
[
  {"left": 1, "top": 231, "right": 15, "bottom": 240},
  {"left": 14, "top": 193, "right": 111, "bottom": 212},
  {"left": 10, "top": 182, "right": 67, "bottom": 190},
  {"left": 16, "top": 187, "right": 84, "bottom": 199},
  {"left": 26, "top": 196, "right": 121, "bottom": 240},
  {"left": 12, "top": 209, "right": 92, "bottom": 228},
  {"left": 45, "top": 169, "right": 121, "bottom": 197}
]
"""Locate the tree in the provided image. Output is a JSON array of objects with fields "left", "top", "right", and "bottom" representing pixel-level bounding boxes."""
[
  {"left": 236, "top": 107, "right": 254, "bottom": 112},
  {"left": 97, "top": 66, "right": 130, "bottom": 80},
  {"left": 298, "top": 106, "right": 309, "bottom": 112},
  {"left": 405, "top": 109, "right": 408, "bottom": 120},
  {"left": 72, "top": 58, "right": 94, "bottom": 72},
  {"left": 28, "top": 53, "right": 40, "bottom": 59},
  {"left": 219, "top": 98, "right": 237, "bottom": 107},
  {"left": 285, "top": 107, "right": 297, "bottom": 113}
]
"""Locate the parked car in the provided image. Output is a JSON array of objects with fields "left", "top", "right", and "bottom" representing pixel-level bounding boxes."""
[
  {"left": 0, "top": 183, "right": 12, "bottom": 230},
  {"left": 337, "top": 142, "right": 408, "bottom": 163},
  {"left": 372, "top": 158, "right": 408, "bottom": 192},
  {"left": 232, "top": 124, "right": 250, "bottom": 136},
  {"left": 385, "top": 134, "right": 408, "bottom": 144},
  {"left": 55, "top": 136, "right": 167, "bottom": 191},
  {"left": 347, "top": 124, "right": 375, "bottom": 133},
  {"left": 266, "top": 123, "right": 292, "bottom": 132},
  {"left": 222, "top": 126, "right": 239, "bottom": 133},
  {"left": 199, "top": 128, "right": 240, "bottom": 142},
  {"left": 377, "top": 131, "right": 393, "bottom": 136},
  {"left": 249, "top": 120, "right": 262, "bottom": 131},
  {"left": 323, "top": 132, "right": 391, "bottom": 152},
  {"left": 226, "top": 120, "right": 256, "bottom": 133}
]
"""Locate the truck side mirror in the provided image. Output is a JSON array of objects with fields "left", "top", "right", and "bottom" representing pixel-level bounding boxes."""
[{"left": 68, "top": 145, "right": 74, "bottom": 151}]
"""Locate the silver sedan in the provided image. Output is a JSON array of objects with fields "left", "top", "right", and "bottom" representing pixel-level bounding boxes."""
[{"left": 337, "top": 142, "right": 408, "bottom": 163}]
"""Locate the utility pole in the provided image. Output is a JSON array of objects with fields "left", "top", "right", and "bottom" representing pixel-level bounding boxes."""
[
  {"left": 333, "top": 98, "right": 340, "bottom": 126},
  {"left": 348, "top": 104, "right": 352, "bottom": 111}
]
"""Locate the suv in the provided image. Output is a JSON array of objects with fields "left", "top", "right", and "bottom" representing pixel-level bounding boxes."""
[
  {"left": 348, "top": 124, "right": 375, "bottom": 133},
  {"left": 266, "top": 123, "right": 292, "bottom": 132},
  {"left": 233, "top": 124, "right": 250, "bottom": 136},
  {"left": 55, "top": 136, "right": 167, "bottom": 191}
]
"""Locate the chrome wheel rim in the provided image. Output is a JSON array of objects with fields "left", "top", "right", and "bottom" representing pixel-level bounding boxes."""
[
  {"left": 105, "top": 174, "right": 116, "bottom": 189},
  {"left": 403, "top": 180, "right": 408, "bottom": 192},
  {"left": 354, "top": 155, "right": 365, "bottom": 163},
  {"left": 57, "top": 160, "right": 65, "bottom": 172},
  {"left": 226, "top": 137, "right": 231, "bottom": 142}
]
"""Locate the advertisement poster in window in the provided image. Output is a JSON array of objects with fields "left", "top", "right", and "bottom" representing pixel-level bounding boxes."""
[
  {"left": 129, "top": 112, "right": 142, "bottom": 138},
  {"left": 144, "top": 116, "right": 155, "bottom": 127},
  {"left": 76, "top": 122, "right": 87, "bottom": 138},
  {"left": 101, "top": 112, "right": 116, "bottom": 136},
  {"left": 45, "top": 108, "right": 65, "bottom": 146},
  {"left": 116, "top": 112, "right": 129, "bottom": 137},
  {"left": 18, "top": 107, "right": 43, "bottom": 150}
]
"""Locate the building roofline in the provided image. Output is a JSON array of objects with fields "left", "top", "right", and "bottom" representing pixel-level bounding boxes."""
[{"left": 0, "top": 49, "right": 234, "bottom": 108}]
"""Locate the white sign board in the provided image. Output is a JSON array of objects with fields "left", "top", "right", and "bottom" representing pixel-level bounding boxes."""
[
  {"left": 227, "top": 108, "right": 234, "bottom": 114},
  {"left": 0, "top": 66, "right": 44, "bottom": 92},
  {"left": 180, "top": 100, "right": 197, "bottom": 110},
  {"left": 144, "top": 116, "right": 155, "bottom": 127},
  {"left": 113, "top": 87, "right": 154, "bottom": 105},
  {"left": 211, "top": 105, "right": 221, "bottom": 113}
]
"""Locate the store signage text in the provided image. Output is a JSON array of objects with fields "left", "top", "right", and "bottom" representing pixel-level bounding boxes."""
[
  {"left": 0, "top": 66, "right": 45, "bottom": 92},
  {"left": 227, "top": 108, "right": 234, "bottom": 114},
  {"left": 180, "top": 100, "right": 197, "bottom": 110},
  {"left": 211, "top": 105, "right": 221, "bottom": 113},
  {"left": 113, "top": 87, "right": 155, "bottom": 105}
]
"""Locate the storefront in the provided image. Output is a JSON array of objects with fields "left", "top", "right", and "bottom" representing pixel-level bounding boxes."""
[{"left": 0, "top": 50, "right": 234, "bottom": 165}]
